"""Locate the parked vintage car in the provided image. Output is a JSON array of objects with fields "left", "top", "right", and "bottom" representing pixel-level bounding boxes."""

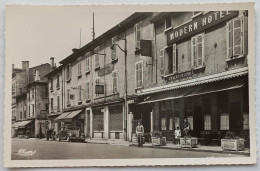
[{"left": 58, "top": 125, "right": 85, "bottom": 142}]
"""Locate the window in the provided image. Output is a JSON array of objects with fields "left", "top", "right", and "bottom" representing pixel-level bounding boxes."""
[
  {"left": 77, "top": 57, "right": 82, "bottom": 76},
  {"left": 204, "top": 115, "right": 211, "bottom": 130},
  {"left": 85, "top": 53, "right": 90, "bottom": 72},
  {"left": 45, "top": 87, "right": 48, "bottom": 97},
  {"left": 112, "top": 71, "right": 118, "bottom": 93},
  {"left": 95, "top": 54, "right": 99, "bottom": 68},
  {"left": 220, "top": 114, "right": 229, "bottom": 130},
  {"left": 135, "top": 22, "right": 142, "bottom": 50},
  {"left": 57, "top": 96, "right": 60, "bottom": 111},
  {"left": 12, "top": 82, "right": 15, "bottom": 95},
  {"left": 50, "top": 78, "right": 53, "bottom": 91},
  {"left": 45, "top": 103, "right": 48, "bottom": 112},
  {"left": 111, "top": 38, "right": 117, "bottom": 61},
  {"left": 31, "top": 88, "right": 35, "bottom": 99},
  {"left": 78, "top": 85, "right": 82, "bottom": 102},
  {"left": 66, "top": 64, "right": 71, "bottom": 81},
  {"left": 56, "top": 75, "right": 60, "bottom": 89},
  {"left": 51, "top": 98, "right": 53, "bottom": 111},
  {"left": 243, "top": 113, "right": 249, "bottom": 130},
  {"left": 23, "top": 111, "right": 26, "bottom": 119},
  {"left": 165, "top": 16, "right": 172, "bottom": 30},
  {"left": 28, "top": 106, "right": 30, "bottom": 118},
  {"left": 67, "top": 89, "right": 70, "bottom": 105},
  {"left": 32, "top": 104, "right": 35, "bottom": 116},
  {"left": 175, "top": 117, "right": 180, "bottom": 129},
  {"left": 20, "top": 112, "right": 22, "bottom": 120},
  {"left": 169, "top": 117, "right": 173, "bottom": 130},
  {"left": 191, "top": 33, "right": 205, "bottom": 68},
  {"left": 135, "top": 61, "right": 143, "bottom": 88},
  {"left": 226, "top": 17, "right": 244, "bottom": 58},
  {"left": 19, "top": 88, "right": 22, "bottom": 95},
  {"left": 187, "top": 116, "right": 193, "bottom": 130},
  {"left": 160, "top": 49, "right": 165, "bottom": 76},
  {"left": 161, "top": 117, "right": 166, "bottom": 130},
  {"left": 85, "top": 82, "right": 90, "bottom": 100}
]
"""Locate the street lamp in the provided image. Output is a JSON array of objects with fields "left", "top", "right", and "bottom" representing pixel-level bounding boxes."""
[{"left": 110, "top": 34, "right": 128, "bottom": 140}]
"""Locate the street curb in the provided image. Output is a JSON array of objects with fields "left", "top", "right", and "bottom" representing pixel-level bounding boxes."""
[{"left": 129, "top": 144, "right": 250, "bottom": 156}]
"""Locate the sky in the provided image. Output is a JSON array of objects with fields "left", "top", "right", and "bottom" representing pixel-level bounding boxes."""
[{"left": 6, "top": 5, "right": 133, "bottom": 68}]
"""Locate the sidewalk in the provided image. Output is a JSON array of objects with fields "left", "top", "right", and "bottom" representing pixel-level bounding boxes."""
[{"left": 86, "top": 139, "right": 250, "bottom": 156}]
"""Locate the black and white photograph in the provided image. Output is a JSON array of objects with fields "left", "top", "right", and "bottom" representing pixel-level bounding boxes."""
[{"left": 4, "top": 3, "right": 256, "bottom": 167}]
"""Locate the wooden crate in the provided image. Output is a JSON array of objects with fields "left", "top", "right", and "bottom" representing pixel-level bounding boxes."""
[
  {"left": 221, "top": 139, "right": 245, "bottom": 151},
  {"left": 180, "top": 137, "right": 198, "bottom": 148}
]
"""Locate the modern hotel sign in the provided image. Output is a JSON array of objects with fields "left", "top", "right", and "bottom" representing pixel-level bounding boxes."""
[{"left": 166, "top": 11, "right": 239, "bottom": 45}]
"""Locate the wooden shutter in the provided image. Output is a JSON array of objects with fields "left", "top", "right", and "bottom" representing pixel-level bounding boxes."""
[
  {"left": 226, "top": 20, "right": 233, "bottom": 58},
  {"left": 197, "top": 34, "right": 204, "bottom": 66},
  {"left": 112, "top": 72, "right": 118, "bottom": 93},
  {"left": 95, "top": 54, "right": 99, "bottom": 68},
  {"left": 172, "top": 44, "right": 177, "bottom": 72},
  {"left": 135, "top": 23, "right": 141, "bottom": 49},
  {"left": 86, "top": 55, "right": 90, "bottom": 71},
  {"left": 86, "top": 82, "right": 90, "bottom": 100},
  {"left": 160, "top": 49, "right": 165, "bottom": 76},
  {"left": 191, "top": 36, "right": 196, "bottom": 68},
  {"left": 233, "top": 17, "right": 243, "bottom": 56},
  {"left": 78, "top": 85, "right": 81, "bottom": 101},
  {"left": 109, "top": 106, "right": 123, "bottom": 131}
]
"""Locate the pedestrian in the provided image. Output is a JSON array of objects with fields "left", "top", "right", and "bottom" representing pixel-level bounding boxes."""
[
  {"left": 46, "top": 128, "right": 49, "bottom": 141},
  {"left": 174, "top": 126, "right": 181, "bottom": 145},
  {"left": 136, "top": 121, "right": 144, "bottom": 147},
  {"left": 183, "top": 118, "right": 191, "bottom": 137}
]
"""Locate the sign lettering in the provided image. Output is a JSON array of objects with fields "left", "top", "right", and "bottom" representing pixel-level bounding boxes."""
[{"left": 167, "top": 11, "right": 239, "bottom": 45}]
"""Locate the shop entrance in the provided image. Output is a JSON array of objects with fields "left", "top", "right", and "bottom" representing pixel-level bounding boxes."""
[
  {"left": 193, "top": 105, "right": 203, "bottom": 138},
  {"left": 230, "top": 101, "right": 242, "bottom": 133}
]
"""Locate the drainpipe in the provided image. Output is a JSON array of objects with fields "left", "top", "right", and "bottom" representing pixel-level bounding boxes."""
[
  {"left": 124, "top": 31, "right": 128, "bottom": 140},
  {"left": 153, "top": 23, "right": 158, "bottom": 84}
]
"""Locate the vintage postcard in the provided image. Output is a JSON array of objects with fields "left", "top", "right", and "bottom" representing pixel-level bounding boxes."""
[{"left": 4, "top": 3, "right": 256, "bottom": 167}]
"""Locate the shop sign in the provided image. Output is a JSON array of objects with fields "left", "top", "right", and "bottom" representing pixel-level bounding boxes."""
[
  {"left": 166, "top": 70, "right": 192, "bottom": 82},
  {"left": 98, "top": 64, "right": 114, "bottom": 77},
  {"left": 166, "top": 11, "right": 239, "bottom": 45}
]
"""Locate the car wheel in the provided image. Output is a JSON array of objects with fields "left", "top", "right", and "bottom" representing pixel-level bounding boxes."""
[{"left": 66, "top": 136, "right": 71, "bottom": 142}]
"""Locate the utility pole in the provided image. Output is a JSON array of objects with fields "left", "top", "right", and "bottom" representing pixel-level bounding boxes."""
[
  {"left": 92, "top": 13, "right": 95, "bottom": 40},
  {"left": 79, "top": 28, "right": 82, "bottom": 48}
]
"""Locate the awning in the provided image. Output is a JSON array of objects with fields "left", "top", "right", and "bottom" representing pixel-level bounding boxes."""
[
  {"left": 18, "top": 120, "right": 32, "bottom": 128},
  {"left": 54, "top": 109, "right": 83, "bottom": 122},
  {"left": 12, "top": 121, "right": 22, "bottom": 128},
  {"left": 139, "top": 86, "right": 194, "bottom": 104},
  {"left": 54, "top": 111, "right": 71, "bottom": 122},
  {"left": 139, "top": 77, "right": 246, "bottom": 104}
]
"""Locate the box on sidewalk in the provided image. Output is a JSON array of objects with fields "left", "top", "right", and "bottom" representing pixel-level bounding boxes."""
[{"left": 180, "top": 137, "right": 198, "bottom": 148}]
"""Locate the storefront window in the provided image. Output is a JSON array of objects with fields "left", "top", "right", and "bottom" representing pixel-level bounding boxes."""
[
  {"left": 174, "top": 117, "right": 180, "bottom": 129},
  {"left": 169, "top": 117, "right": 173, "bottom": 130},
  {"left": 204, "top": 115, "right": 211, "bottom": 130},
  {"left": 187, "top": 116, "right": 193, "bottom": 130},
  {"left": 161, "top": 117, "right": 166, "bottom": 130},
  {"left": 220, "top": 114, "right": 229, "bottom": 130},
  {"left": 243, "top": 113, "right": 249, "bottom": 130}
]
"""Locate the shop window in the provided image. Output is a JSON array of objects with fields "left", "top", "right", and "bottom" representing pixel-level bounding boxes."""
[
  {"left": 191, "top": 33, "right": 205, "bottom": 69},
  {"left": 174, "top": 117, "right": 180, "bottom": 129},
  {"left": 165, "top": 16, "right": 172, "bottom": 30},
  {"left": 161, "top": 117, "right": 166, "bottom": 130},
  {"left": 77, "top": 57, "right": 82, "bottom": 76},
  {"left": 85, "top": 53, "right": 90, "bottom": 72},
  {"left": 226, "top": 17, "right": 244, "bottom": 59},
  {"left": 66, "top": 64, "right": 71, "bottom": 81},
  {"left": 220, "top": 114, "right": 229, "bottom": 130},
  {"left": 243, "top": 113, "right": 249, "bottom": 130},
  {"left": 95, "top": 54, "right": 99, "bottom": 69},
  {"left": 187, "top": 116, "right": 193, "bottom": 130},
  {"left": 78, "top": 85, "right": 82, "bottom": 102},
  {"left": 112, "top": 71, "right": 118, "bottom": 94},
  {"left": 135, "top": 61, "right": 143, "bottom": 89},
  {"left": 135, "top": 22, "right": 142, "bottom": 50},
  {"left": 169, "top": 117, "right": 173, "bottom": 130},
  {"left": 51, "top": 98, "right": 53, "bottom": 112},
  {"left": 160, "top": 49, "right": 165, "bottom": 76},
  {"left": 204, "top": 115, "right": 211, "bottom": 130},
  {"left": 57, "top": 96, "right": 60, "bottom": 111},
  {"left": 56, "top": 75, "right": 60, "bottom": 89},
  {"left": 85, "top": 82, "right": 90, "bottom": 100}
]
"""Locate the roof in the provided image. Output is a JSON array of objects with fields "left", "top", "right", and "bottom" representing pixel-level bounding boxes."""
[
  {"left": 59, "top": 12, "right": 153, "bottom": 65},
  {"left": 44, "top": 65, "right": 63, "bottom": 78},
  {"left": 25, "top": 80, "right": 48, "bottom": 88},
  {"left": 138, "top": 67, "right": 248, "bottom": 95}
]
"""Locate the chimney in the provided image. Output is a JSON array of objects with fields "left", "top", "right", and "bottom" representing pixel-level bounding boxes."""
[
  {"left": 50, "top": 57, "right": 55, "bottom": 70},
  {"left": 22, "top": 61, "right": 29, "bottom": 84},
  {"left": 72, "top": 48, "right": 79, "bottom": 53},
  {"left": 35, "top": 69, "right": 40, "bottom": 81}
]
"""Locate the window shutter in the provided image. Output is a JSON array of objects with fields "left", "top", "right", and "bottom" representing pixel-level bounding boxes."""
[
  {"left": 160, "top": 49, "right": 165, "bottom": 76},
  {"left": 191, "top": 36, "right": 196, "bottom": 68},
  {"left": 197, "top": 34, "right": 204, "bottom": 66},
  {"left": 112, "top": 72, "right": 118, "bottom": 93},
  {"left": 69, "top": 64, "right": 72, "bottom": 80},
  {"left": 227, "top": 20, "right": 233, "bottom": 58},
  {"left": 172, "top": 44, "right": 177, "bottom": 72},
  {"left": 86, "top": 82, "right": 90, "bottom": 100},
  {"left": 95, "top": 54, "right": 99, "bottom": 68},
  {"left": 135, "top": 23, "right": 141, "bottom": 49},
  {"left": 233, "top": 17, "right": 243, "bottom": 56},
  {"left": 78, "top": 85, "right": 81, "bottom": 101}
]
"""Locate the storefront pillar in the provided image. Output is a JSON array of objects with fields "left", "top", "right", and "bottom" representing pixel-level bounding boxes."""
[
  {"left": 102, "top": 106, "right": 109, "bottom": 139},
  {"left": 84, "top": 109, "right": 88, "bottom": 138},
  {"left": 128, "top": 112, "right": 133, "bottom": 141},
  {"left": 154, "top": 102, "right": 160, "bottom": 131},
  {"left": 211, "top": 93, "right": 218, "bottom": 132},
  {"left": 90, "top": 108, "right": 93, "bottom": 138},
  {"left": 179, "top": 98, "right": 185, "bottom": 131},
  {"left": 150, "top": 110, "right": 154, "bottom": 133}
]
